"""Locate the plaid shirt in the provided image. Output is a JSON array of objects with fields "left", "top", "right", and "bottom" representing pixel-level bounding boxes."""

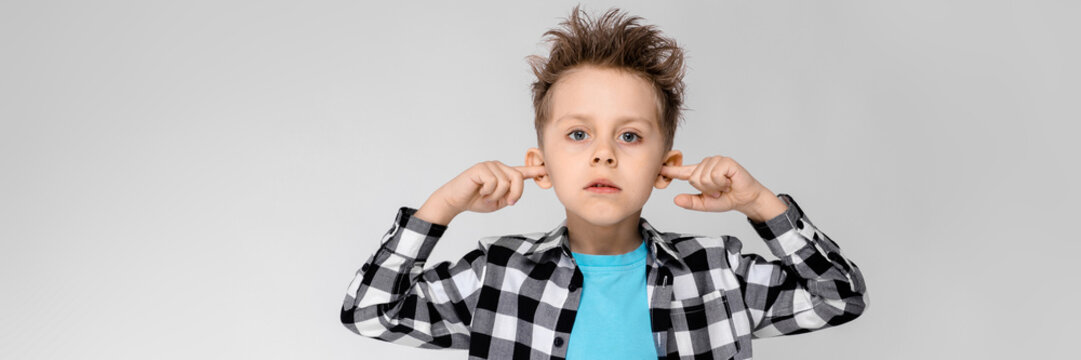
[{"left": 341, "top": 194, "right": 867, "bottom": 359}]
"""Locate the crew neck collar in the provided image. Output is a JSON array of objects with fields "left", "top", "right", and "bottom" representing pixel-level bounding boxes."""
[{"left": 571, "top": 239, "right": 648, "bottom": 267}]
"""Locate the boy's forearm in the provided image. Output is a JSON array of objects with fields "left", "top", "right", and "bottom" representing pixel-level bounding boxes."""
[{"left": 743, "top": 189, "right": 788, "bottom": 223}]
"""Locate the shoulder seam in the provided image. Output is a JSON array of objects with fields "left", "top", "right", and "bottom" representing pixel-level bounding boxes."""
[{"left": 477, "top": 233, "right": 547, "bottom": 254}]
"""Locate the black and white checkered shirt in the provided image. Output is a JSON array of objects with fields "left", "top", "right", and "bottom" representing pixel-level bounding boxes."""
[{"left": 341, "top": 193, "right": 867, "bottom": 359}]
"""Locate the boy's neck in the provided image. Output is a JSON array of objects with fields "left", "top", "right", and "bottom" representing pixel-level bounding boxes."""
[{"left": 564, "top": 209, "right": 644, "bottom": 255}]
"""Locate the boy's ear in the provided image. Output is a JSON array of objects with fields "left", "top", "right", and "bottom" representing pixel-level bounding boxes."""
[
  {"left": 525, "top": 147, "right": 552, "bottom": 189},
  {"left": 655, "top": 149, "right": 683, "bottom": 189}
]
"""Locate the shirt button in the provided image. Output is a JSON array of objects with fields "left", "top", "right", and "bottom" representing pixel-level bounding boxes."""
[
  {"left": 361, "top": 263, "right": 370, "bottom": 272},
  {"left": 554, "top": 337, "right": 564, "bottom": 347}
]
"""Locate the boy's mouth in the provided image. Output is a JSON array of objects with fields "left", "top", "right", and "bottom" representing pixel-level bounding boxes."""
[{"left": 584, "top": 178, "right": 621, "bottom": 193}]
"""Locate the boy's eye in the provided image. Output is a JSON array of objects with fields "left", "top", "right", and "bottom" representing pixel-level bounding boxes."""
[
  {"left": 620, "top": 132, "right": 640, "bottom": 142},
  {"left": 568, "top": 130, "right": 589, "bottom": 141}
]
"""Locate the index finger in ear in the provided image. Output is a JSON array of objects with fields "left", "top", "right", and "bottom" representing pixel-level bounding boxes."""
[
  {"left": 660, "top": 164, "right": 695, "bottom": 180},
  {"left": 513, "top": 165, "right": 547, "bottom": 179}
]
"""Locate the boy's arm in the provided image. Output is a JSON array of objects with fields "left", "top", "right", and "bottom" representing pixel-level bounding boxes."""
[
  {"left": 339, "top": 206, "right": 485, "bottom": 349},
  {"left": 728, "top": 193, "right": 868, "bottom": 337}
]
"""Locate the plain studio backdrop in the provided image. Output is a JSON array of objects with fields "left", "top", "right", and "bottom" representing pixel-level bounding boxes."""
[{"left": 1, "top": 1, "right": 1077, "bottom": 359}]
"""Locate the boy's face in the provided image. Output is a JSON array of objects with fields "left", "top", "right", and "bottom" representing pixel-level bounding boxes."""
[{"left": 527, "top": 66, "right": 682, "bottom": 227}]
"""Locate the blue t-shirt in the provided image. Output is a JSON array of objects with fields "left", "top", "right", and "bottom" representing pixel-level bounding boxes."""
[{"left": 567, "top": 240, "right": 655, "bottom": 359}]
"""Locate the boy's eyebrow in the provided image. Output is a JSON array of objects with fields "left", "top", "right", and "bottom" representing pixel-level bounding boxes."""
[{"left": 555, "top": 113, "right": 654, "bottom": 127}]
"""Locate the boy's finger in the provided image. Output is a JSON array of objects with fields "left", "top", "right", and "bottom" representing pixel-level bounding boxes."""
[
  {"left": 514, "top": 165, "right": 547, "bottom": 180},
  {"left": 700, "top": 158, "right": 719, "bottom": 192},
  {"left": 491, "top": 180, "right": 511, "bottom": 202},
  {"left": 485, "top": 162, "right": 511, "bottom": 201},
  {"left": 673, "top": 193, "right": 705, "bottom": 211},
  {"left": 688, "top": 162, "right": 705, "bottom": 190},
  {"left": 674, "top": 193, "right": 733, "bottom": 212},
  {"left": 503, "top": 166, "right": 524, "bottom": 205},
  {"left": 477, "top": 169, "right": 497, "bottom": 196},
  {"left": 660, "top": 165, "right": 696, "bottom": 180}
]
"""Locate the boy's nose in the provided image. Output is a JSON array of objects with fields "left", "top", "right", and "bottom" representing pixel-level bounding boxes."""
[{"left": 592, "top": 154, "right": 616, "bottom": 166}]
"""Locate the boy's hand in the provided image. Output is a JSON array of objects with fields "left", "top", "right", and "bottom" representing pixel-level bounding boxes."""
[
  {"left": 660, "top": 155, "right": 786, "bottom": 221},
  {"left": 415, "top": 161, "right": 547, "bottom": 225}
]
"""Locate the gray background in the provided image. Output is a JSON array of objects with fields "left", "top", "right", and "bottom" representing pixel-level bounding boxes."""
[{"left": 2, "top": 1, "right": 1077, "bottom": 359}]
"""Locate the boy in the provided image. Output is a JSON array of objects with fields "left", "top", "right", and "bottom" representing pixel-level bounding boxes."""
[{"left": 341, "top": 6, "right": 867, "bottom": 360}]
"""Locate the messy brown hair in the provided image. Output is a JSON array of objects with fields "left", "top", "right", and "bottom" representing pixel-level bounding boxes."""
[{"left": 526, "top": 5, "right": 687, "bottom": 151}]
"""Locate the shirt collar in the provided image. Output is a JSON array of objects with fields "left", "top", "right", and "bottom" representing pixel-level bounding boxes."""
[{"left": 523, "top": 217, "right": 683, "bottom": 268}]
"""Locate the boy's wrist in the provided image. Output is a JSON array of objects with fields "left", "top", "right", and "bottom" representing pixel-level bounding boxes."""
[
  {"left": 743, "top": 188, "right": 788, "bottom": 223},
  {"left": 415, "top": 196, "right": 459, "bottom": 226}
]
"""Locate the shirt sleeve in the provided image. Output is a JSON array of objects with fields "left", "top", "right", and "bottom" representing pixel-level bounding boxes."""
[
  {"left": 340, "top": 207, "right": 486, "bottom": 349},
  {"left": 728, "top": 193, "right": 868, "bottom": 338}
]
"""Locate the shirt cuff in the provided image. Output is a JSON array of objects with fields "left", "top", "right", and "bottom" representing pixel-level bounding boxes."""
[
  {"left": 380, "top": 206, "right": 448, "bottom": 263},
  {"left": 746, "top": 193, "right": 809, "bottom": 257}
]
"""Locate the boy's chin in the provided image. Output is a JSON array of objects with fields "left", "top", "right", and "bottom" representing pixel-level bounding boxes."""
[{"left": 564, "top": 203, "right": 643, "bottom": 226}]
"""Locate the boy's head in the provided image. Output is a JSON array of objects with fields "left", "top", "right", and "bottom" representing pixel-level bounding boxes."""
[{"left": 524, "top": 6, "right": 688, "bottom": 226}]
